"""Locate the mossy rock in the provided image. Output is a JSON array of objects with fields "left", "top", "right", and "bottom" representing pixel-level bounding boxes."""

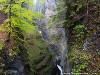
[{"left": 25, "top": 30, "right": 55, "bottom": 75}]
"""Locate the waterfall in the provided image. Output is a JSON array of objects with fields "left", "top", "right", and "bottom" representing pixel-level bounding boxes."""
[
  {"left": 57, "top": 65, "right": 63, "bottom": 75},
  {"left": 34, "top": 0, "right": 71, "bottom": 74}
]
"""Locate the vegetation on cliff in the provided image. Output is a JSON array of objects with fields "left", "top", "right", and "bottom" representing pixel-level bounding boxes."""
[
  {"left": 0, "top": 0, "right": 100, "bottom": 75},
  {"left": 0, "top": 0, "right": 53, "bottom": 74},
  {"left": 52, "top": 0, "right": 100, "bottom": 74}
]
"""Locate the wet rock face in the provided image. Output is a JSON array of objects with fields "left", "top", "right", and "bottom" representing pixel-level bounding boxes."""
[
  {"left": 83, "top": 31, "right": 100, "bottom": 51},
  {"left": 6, "top": 44, "right": 30, "bottom": 75},
  {"left": 51, "top": 65, "right": 60, "bottom": 75},
  {"left": 0, "top": 12, "right": 7, "bottom": 24},
  {"left": 35, "top": 0, "right": 70, "bottom": 73},
  {"left": 7, "top": 58, "right": 30, "bottom": 75},
  {"left": 7, "top": 59, "right": 24, "bottom": 75},
  {"left": 0, "top": 32, "right": 8, "bottom": 44},
  {"left": 37, "top": 0, "right": 67, "bottom": 54},
  {"left": 8, "top": 68, "right": 19, "bottom": 75}
]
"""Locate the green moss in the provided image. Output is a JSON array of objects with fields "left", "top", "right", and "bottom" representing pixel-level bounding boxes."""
[
  {"left": 0, "top": 44, "right": 3, "bottom": 50},
  {"left": 24, "top": 29, "right": 54, "bottom": 75}
]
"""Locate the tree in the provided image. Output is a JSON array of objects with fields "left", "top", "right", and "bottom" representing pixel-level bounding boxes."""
[
  {"left": 0, "top": 0, "right": 43, "bottom": 73},
  {"left": 1, "top": 0, "right": 43, "bottom": 40},
  {"left": 0, "top": 0, "right": 43, "bottom": 50}
]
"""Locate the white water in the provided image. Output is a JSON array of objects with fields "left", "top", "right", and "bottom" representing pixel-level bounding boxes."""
[
  {"left": 33, "top": 0, "right": 71, "bottom": 74},
  {"left": 57, "top": 65, "right": 63, "bottom": 75}
]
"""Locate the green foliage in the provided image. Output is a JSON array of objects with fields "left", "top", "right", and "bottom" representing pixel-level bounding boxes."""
[
  {"left": 76, "top": 4, "right": 83, "bottom": 12},
  {"left": 0, "top": 0, "right": 44, "bottom": 47},
  {"left": 0, "top": 0, "right": 45, "bottom": 74},
  {"left": 73, "top": 64, "right": 87, "bottom": 74},
  {"left": 24, "top": 28, "right": 54, "bottom": 75},
  {"left": 0, "top": 0, "right": 44, "bottom": 59},
  {"left": 74, "top": 25, "right": 85, "bottom": 31},
  {"left": 49, "top": 0, "right": 67, "bottom": 27},
  {"left": 74, "top": 25, "right": 86, "bottom": 38},
  {"left": 50, "top": 0, "right": 100, "bottom": 74},
  {"left": 0, "top": 0, "right": 42, "bottom": 58},
  {"left": 2, "top": 0, "right": 42, "bottom": 33},
  {"left": 0, "top": 43, "right": 3, "bottom": 50}
]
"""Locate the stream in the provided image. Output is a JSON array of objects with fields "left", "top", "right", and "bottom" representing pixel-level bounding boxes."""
[{"left": 34, "top": 0, "right": 71, "bottom": 74}]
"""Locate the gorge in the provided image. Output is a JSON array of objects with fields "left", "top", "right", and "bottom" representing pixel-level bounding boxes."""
[
  {"left": 34, "top": 0, "right": 71, "bottom": 74},
  {"left": 0, "top": 0, "right": 100, "bottom": 75}
]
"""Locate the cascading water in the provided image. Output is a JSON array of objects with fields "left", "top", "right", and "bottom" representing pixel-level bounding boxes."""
[
  {"left": 34, "top": 0, "right": 71, "bottom": 74},
  {"left": 57, "top": 65, "right": 63, "bottom": 75}
]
